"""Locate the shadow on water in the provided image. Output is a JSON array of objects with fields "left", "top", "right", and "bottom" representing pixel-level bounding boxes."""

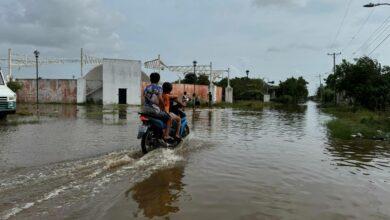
[
  {"left": 126, "top": 165, "right": 186, "bottom": 219},
  {"left": 17, "top": 103, "right": 78, "bottom": 118}
]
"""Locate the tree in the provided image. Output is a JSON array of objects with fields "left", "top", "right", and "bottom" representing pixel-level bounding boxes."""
[
  {"left": 216, "top": 77, "right": 266, "bottom": 101},
  {"left": 275, "top": 77, "right": 308, "bottom": 103},
  {"left": 197, "top": 74, "right": 210, "bottom": 85},
  {"left": 7, "top": 80, "right": 23, "bottom": 93},
  {"left": 182, "top": 73, "right": 197, "bottom": 84},
  {"left": 324, "top": 56, "right": 390, "bottom": 110}
]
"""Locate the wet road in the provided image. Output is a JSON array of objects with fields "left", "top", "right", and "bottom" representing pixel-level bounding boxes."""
[{"left": 0, "top": 102, "right": 389, "bottom": 219}]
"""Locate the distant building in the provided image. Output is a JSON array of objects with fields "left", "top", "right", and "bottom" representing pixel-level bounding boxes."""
[{"left": 77, "top": 58, "right": 142, "bottom": 105}]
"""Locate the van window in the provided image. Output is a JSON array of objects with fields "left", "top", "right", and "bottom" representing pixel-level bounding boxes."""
[{"left": 0, "top": 74, "right": 4, "bottom": 85}]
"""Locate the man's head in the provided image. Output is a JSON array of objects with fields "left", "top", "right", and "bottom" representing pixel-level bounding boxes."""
[
  {"left": 184, "top": 92, "right": 187, "bottom": 95},
  {"left": 150, "top": 72, "right": 160, "bottom": 84},
  {"left": 162, "top": 82, "right": 173, "bottom": 94}
]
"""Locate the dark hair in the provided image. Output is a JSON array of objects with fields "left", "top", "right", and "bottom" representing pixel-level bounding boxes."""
[
  {"left": 184, "top": 92, "right": 187, "bottom": 95},
  {"left": 162, "top": 82, "right": 173, "bottom": 93},
  {"left": 150, "top": 72, "right": 160, "bottom": 84}
]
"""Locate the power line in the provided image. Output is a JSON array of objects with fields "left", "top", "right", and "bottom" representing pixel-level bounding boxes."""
[
  {"left": 368, "top": 32, "right": 390, "bottom": 55},
  {"left": 363, "top": 23, "right": 390, "bottom": 51},
  {"left": 331, "top": 0, "right": 353, "bottom": 48},
  {"left": 343, "top": 8, "right": 375, "bottom": 53},
  {"left": 353, "top": 14, "right": 390, "bottom": 56}
]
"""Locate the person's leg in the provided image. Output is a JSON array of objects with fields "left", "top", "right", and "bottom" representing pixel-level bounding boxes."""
[
  {"left": 162, "top": 112, "right": 173, "bottom": 140},
  {"left": 170, "top": 113, "right": 181, "bottom": 138},
  {"left": 164, "top": 118, "right": 172, "bottom": 140}
]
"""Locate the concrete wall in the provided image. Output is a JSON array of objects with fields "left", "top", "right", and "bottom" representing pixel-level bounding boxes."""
[
  {"left": 141, "top": 82, "right": 223, "bottom": 103},
  {"left": 102, "top": 59, "right": 142, "bottom": 105},
  {"left": 16, "top": 79, "right": 77, "bottom": 103},
  {"left": 85, "top": 65, "right": 103, "bottom": 103}
]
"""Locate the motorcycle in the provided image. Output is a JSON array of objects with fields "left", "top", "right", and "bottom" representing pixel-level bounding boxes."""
[{"left": 137, "top": 101, "right": 190, "bottom": 154}]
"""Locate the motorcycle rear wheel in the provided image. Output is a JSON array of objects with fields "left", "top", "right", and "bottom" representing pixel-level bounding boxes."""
[{"left": 141, "top": 130, "right": 155, "bottom": 154}]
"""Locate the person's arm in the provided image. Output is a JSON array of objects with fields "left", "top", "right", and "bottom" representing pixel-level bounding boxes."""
[
  {"left": 171, "top": 95, "right": 185, "bottom": 107},
  {"left": 158, "top": 94, "right": 165, "bottom": 110}
]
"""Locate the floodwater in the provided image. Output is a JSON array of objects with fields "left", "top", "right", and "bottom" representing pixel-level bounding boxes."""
[{"left": 0, "top": 102, "right": 389, "bottom": 219}]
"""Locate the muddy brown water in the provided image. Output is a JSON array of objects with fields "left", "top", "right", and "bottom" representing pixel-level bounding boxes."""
[{"left": 0, "top": 102, "right": 389, "bottom": 219}]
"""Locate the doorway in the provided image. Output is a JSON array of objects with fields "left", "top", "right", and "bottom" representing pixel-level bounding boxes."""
[{"left": 118, "top": 88, "right": 127, "bottom": 104}]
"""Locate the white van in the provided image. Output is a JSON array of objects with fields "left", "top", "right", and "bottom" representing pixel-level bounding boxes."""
[{"left": 0, "top": 70, "right": 16, "bottom": 119}]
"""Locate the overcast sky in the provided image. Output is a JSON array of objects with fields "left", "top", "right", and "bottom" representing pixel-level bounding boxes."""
[{"left": 1, "top": 0, "right": 390, "bottom": 94}]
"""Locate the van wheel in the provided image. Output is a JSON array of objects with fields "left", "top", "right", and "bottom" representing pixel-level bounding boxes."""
[{"left": 0, "top": 113, "right": 6, "bottom": 120}]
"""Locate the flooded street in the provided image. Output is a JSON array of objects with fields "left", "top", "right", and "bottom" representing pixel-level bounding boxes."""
[{"left": 1, "top": 102, "right": 390, "bottom": 219}]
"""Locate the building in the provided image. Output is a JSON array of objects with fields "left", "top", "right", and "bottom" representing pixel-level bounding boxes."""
[{"left": 77, "top": 58, "right": 142, "bottom": 105}]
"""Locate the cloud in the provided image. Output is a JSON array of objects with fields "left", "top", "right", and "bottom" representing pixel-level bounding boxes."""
[
  {"left": 0, "top": 0, "right": 125, "bottom": 55},
  {"left": 266, "top": 43, "right": 322, "bottom": 53},
  {"left": 253, "top": 0, "right": 310, "bottom": 7}
]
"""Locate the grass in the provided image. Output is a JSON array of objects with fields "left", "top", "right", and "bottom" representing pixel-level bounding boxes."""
[
  {"left": 0, "top": 117, "right": 40, "bottom": 126},
  {"left": 213, "top": 101, "right": 278, "bottom": 111},
  {"left": 323, "top": 106, "right": 390, "bottom": 140}
]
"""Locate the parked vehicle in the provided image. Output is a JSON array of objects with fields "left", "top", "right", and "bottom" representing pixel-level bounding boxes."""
[
  {"left": 137, "top": 101, "right": 190, "bottom": 154},
  {"left": 0, "top": 70, "right": 16, "bottom": 119}
]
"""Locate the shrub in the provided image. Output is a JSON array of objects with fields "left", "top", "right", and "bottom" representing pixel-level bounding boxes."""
[
  {"left": 274, "top": 95, "right": 293, "bottom": 104},
  {"left": 7, "top": 80, "right": 23, "bottom": 93},
  {"left": 238, "top": 90, "right": 263, "bottom": 101}
]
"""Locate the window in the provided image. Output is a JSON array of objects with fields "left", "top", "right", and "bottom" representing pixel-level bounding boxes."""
[{"left": 0, "top": 73, "right": 4, "bottom": 85}]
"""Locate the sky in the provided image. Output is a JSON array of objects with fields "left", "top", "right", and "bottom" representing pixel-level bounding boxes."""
[{"left": 1, "top": 0, "right": 390, "bottom": 94}]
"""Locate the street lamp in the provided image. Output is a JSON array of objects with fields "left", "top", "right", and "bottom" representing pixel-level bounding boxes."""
[
  {"left": 364, "top": 2, "right": 390, "bottom": 7},
  {"left": 33, "top": 50, "right": 40, "bottom": 107},
  {"left": 193, "top": 60, "right": 197, "bottom": 109}
]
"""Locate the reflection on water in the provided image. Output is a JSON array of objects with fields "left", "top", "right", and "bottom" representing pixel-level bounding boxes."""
[
  {"left": 326, "top": 139, "right": 390, "bottom": 170},
  {"left": 1, "top": 102, "right": 390, "bottom": 219},
  {"left": 118, "top": 105, "right": 127, "bottom": 120},
  {"left": 127, "top": 166, "right": 185, "bottom": 218}
]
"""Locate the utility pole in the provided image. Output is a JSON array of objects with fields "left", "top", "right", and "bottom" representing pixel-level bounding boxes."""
[
  {"left": 34, "top": 50, "right": 40, "bottom": 113},
  {"left": 80, "top": 48, "right": 84, "bottom": 77},
  {"left": 8, "top": 48, "right": 12, "bottom": 80},
  {"left": 209, "top": 62, "right": 213, "bottom": 107},
  {"left": 227, "top": 68, "right": 231, "bottom": 87},
  {"left": 193, "top": 60, "right": 197, "bottom": 109},
  {"left": 327, "top": 52, "right": 341, "bottom": 104},
  {"left": 318, "top": 74, "right": 323, "bottom": 102}
]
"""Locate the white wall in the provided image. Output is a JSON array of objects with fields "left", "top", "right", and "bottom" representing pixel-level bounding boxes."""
[
  {"left": 102, "top": 59, "right": 141, "bottom": 105},
  {"left": 77, "top": 78, "right": 86, "bottom": 103}
]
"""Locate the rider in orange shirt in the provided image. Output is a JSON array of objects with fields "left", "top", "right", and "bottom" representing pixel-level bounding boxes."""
[{"left": 162, "top": 82, "right": 182, "bottom": 141}]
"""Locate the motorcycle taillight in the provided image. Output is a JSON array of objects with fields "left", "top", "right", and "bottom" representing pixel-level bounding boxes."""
[{"left": 140, "top": 115, "right": 149, "bottom": 121}]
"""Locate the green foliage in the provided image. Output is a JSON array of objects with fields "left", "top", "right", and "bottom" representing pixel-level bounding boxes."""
[
  {"left": 274, "top": 95, "right": 293, "bottom": 104},
  {"left": 215, "top": 77, "right": 266, "bottom": 101},
  {"left": 182, "top": 73, "right": 197, "bottom": 84},
  {"left": 178, "top": 74, "right": 210, "bottom": 85},
  {"left": 324, "top": 106, "right": 390, "bottom": 140},
  {"left": 196, "top": 74, "right": 210, "bottom": 85},
  {"left": 7, "top": 80, "right": 23, "bottom": 93},
  {"left": 275, "top": 77, "right": 308, "bottom": 103},
  {"left": 316, "top": 87, "right": 335, "bottom": 104},
  {"left": 239, "top": 90, "right": 263, "bottom": 100},
  {"left": 324, "top": 56, "right": 390, "bottom": 110}
]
